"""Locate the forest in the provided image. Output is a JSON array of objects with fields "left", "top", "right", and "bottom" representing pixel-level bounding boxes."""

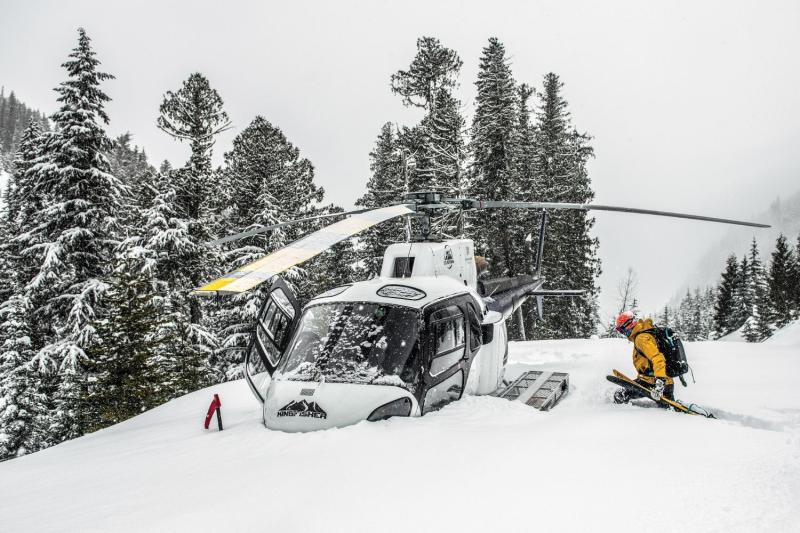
[
  {"left": 607, "top": 233, "right": 800, "bottom": 343},
  {"left": 0, "top": 29, "right": 598, "bottom": 460}
]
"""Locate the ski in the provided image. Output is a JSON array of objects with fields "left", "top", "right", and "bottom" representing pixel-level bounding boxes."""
[{"left": 608, "top": 369, "right": 715, "bottom": 418}]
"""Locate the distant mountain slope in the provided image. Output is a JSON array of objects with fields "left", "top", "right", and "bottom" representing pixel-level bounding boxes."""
[
  {"left": 0, "top": 89, "right": 50, "bottom": 170},
  {"left": 669, "top": 186, "right": 800, "bottom": 304}
]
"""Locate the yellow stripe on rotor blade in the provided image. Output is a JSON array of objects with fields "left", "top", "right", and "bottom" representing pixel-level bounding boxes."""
[{"left": 193, "top": 204, "right": 414, "bottom": 295}]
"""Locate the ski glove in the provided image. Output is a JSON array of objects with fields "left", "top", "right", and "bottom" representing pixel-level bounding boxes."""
[{"left": 651, "top": 378, "right": 665, "bottom": 401}]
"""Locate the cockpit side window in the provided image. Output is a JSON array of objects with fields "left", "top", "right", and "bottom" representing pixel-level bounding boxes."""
[
  {"left": 430, "top": 306, "right": 465, "bottom": 376},
  {"left": 256, "top": 298, "right": 294, "bottom": 366}
]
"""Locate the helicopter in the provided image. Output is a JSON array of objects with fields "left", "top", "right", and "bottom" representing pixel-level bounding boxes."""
[{"left": 194, "top": 191, "right": 769, "bottom": 432}]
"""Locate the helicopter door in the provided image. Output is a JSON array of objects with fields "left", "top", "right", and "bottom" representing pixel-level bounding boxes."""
[
  {"left": 421, "top": 302, "right": 468, "bottom": 414},
  {"left": 244, "top": 278, "right": 300, "bottom": 403}
]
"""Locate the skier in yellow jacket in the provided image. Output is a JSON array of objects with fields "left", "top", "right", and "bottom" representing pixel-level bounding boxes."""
[{"left": 613, "top": 311, "right": 674, "bottom": 405}]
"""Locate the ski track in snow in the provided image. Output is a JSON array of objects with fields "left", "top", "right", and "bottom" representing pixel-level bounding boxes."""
[{"left": 1, "top": 337, "right": 799, "bottom": 533}]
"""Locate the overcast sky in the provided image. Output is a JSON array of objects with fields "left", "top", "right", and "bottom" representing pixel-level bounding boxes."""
[{"left": 2, "top": 0, "right": 798, "bottom": 319}]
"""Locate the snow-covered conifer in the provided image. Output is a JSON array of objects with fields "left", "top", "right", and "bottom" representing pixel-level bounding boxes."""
[
  {"left": 356, "top": 123, "right": 409, "bottom": 277},
  {"left": 0, "top": 295, "right": 46, "bottom": 461},
  {"left": 391, "top": 37, "right": 465, "bottom": 193},
  {"left": 765, "top": 234, "right": 795, "bottom": 328},
  {"left": 214, "top": 116, "right": 323, "bottom": 378},
  {"left": 529, "top": 73, "right": 600, "bottom": 339},
  {"left": 731, "top": 254, "right": 750, "bottom": 332},
  {"left": 468, "top": 38, "right": 524, "bottom": 280},
  {"left": 156, "top": 73, "right": 232, "bottom": 382},
  {"left": 85, "top": 256, "right": 166, "bottom": 431},
  {"left": 741, "top": 239, "right": 769, "bottom": 342},
  {"left": 21, "top": 28, "right": 123, "bottom": 441},
  {"left": 713, "top": 254, "right": 739, "bottom": 338}
]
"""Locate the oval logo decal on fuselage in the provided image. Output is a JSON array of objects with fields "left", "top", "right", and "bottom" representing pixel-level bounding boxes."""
[{"left": 443, "top": 245, "right": 454, "bottom": 269}]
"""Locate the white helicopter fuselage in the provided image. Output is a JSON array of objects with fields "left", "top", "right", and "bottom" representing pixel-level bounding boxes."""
[{"left": 244, "top": 239, "right": 509, "bottom": 432}]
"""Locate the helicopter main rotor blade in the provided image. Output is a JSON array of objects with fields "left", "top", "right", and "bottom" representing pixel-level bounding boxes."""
[
  {"left": 209, "top": 207, "right": 376, "bottom": 246},
  {"left": 462, "top": 200, "right": 770, "bottom": 228},
  {"left": 193, "top": 204, "right": 415, "bottom": 295}
]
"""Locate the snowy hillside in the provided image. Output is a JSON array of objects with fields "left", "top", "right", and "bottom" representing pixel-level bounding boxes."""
[{"left": 1, "top": 338, "right": 798, "bottom": 533}]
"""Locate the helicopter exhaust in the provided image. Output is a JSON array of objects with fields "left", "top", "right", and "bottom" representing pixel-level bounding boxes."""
[{"left": 482, "top": 276, "right": 542, "bottom": 320}]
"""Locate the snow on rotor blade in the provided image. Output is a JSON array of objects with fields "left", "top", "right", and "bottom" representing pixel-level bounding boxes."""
[
  {"left": 193, "top": 204, "right": 415, "bottom": 295},
  {"left": 209, "top": 207, "right": 375, "bottom": 245},
  {"left": 473, "top": 201, "right": 770, "bottom": 228}
]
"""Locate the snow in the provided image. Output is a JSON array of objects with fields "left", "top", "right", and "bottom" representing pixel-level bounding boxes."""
[
  {"left": 1, "top": 338, "right": 798, "bottom": 533},
  {"left": 766, "top": 319, "right": 800, "bottom": 346},
  {"left": 718, "top": 325, "right": 746, "bottom": 342}
]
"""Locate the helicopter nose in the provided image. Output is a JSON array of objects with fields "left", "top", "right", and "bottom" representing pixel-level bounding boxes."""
[{"left": 263, "top": 380, "right": 418, "bottom": 432}]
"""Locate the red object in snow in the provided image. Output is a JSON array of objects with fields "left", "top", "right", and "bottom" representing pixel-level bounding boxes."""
[{"left": 204, "top": 394, "right": 223, "bottom": 431}]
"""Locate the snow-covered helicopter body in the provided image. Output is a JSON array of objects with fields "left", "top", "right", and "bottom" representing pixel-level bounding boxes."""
[
  {"left": 195, "top": 191, "right": 769, "bottom": 432},
  {"left": 243, "top": 239, "right": 512, "bottom": 432}
]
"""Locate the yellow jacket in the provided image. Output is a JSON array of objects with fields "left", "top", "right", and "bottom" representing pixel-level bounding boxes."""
[{"left": 627, "top": 318, "right": 674, "bottom": 386}]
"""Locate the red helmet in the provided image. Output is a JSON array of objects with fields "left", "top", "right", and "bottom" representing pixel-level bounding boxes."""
[{"left": 615, "top": 311, "right": 637, "bottom": 335}]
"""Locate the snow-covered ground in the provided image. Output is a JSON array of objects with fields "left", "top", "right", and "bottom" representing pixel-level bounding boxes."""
[
  {"left": 1, "top": 338, "right": 798, "bottom": 533},
  {"left": 767, "top": 319, "right": 800, "bottom": 347}
]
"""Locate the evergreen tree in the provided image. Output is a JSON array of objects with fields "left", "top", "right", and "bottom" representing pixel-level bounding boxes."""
[
  {"left": 660, "top": 305, "right": 671, "bottom": 327},
  {"left": 391, "top": 37, "right": 462, "bottom": 111},
  {"left": 792, "top": 234, "right": 800, "bottom": 316},
  {"left": 0, "top": 295, "right": 46, "bottom": 461},
  {"left": 741, "top": 239, "right": 769, "bottom": 342},
  {"left": 468, "top": 38, "right": 526, "bottom": 288},
  {"left": 3, "top": 121, "right": 47, "bottom": 306},
  {"left": 215, "top": 116, "right": 323, "bottom": 378},
  {"left": 1, "top": 91, "right": 19, "bottom": 152},
  {"left": 84, "top": 257, "right": 166, "bottom": 431},
  {"left": 529, "top": 73, "right": 600, "bottom": 339},
  {"left": 356, "top": 123, "right": 407, "bottom": 278},
  {"left": 731, "top": 254, "right": 750, "bottom": 331},
  {"left": 156, "top": 73, "right": 231, "bottom": 386},
  {"left": 414, "top": 88, "right": 466, "bottom": 194},
  {"left": 134, "top": 183, "right": 214, "bottom": 396},
  {"left": 305, "top": 205, "right": 358, "bottom": 298},
  {"left": 713, "top": 254, "right": 740, "bottom": 338},
  {"left": 681, "top": 290, "right": 702, "bottom": 341},
  {"left": 765, "top": 234, "right": 795, "bottom": 329},
  {"left": 391, "top": 37, "right": 465, "bottom": 193},
  {"left": 23, "top": 28, "right": 123, "bottom": 441},
  {"left": 4, "top": 121, "right": 44, "bottom": 233},
  {"left": 109, "top": 133, "right": 155, "bottom": 193}
]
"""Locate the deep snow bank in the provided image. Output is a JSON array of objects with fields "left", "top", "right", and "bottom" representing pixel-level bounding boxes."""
[
  {"left": 767, "top": 319, "right": 800, "bottom": 347},
  {"left": 1, "top": 338, "right": 798, "bottom": 533}
]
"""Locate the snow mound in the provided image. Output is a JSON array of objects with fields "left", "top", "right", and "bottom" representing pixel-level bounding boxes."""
[
  {"left": 766, "top": 319, "right": 800, "bottom": 346},
  {"left": 1, "top": 338, "right": 799, "bottom": 533},
  {"left": 717, "top": 325, "right": 746, "bottom": 342}
]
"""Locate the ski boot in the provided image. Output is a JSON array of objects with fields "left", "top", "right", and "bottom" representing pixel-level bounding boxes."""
[{"left": 613, "top": 388, "right": 631, "bottom": 404}]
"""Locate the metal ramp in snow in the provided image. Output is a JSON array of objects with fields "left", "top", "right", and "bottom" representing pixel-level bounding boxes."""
[{"left": 494, "top": 371, "right": 569, "bottom": 411}]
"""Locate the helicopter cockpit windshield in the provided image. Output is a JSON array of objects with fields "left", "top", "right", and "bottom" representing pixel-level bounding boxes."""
[{"left": 276, "top": 302, "right": 421, "bottom": 389}]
